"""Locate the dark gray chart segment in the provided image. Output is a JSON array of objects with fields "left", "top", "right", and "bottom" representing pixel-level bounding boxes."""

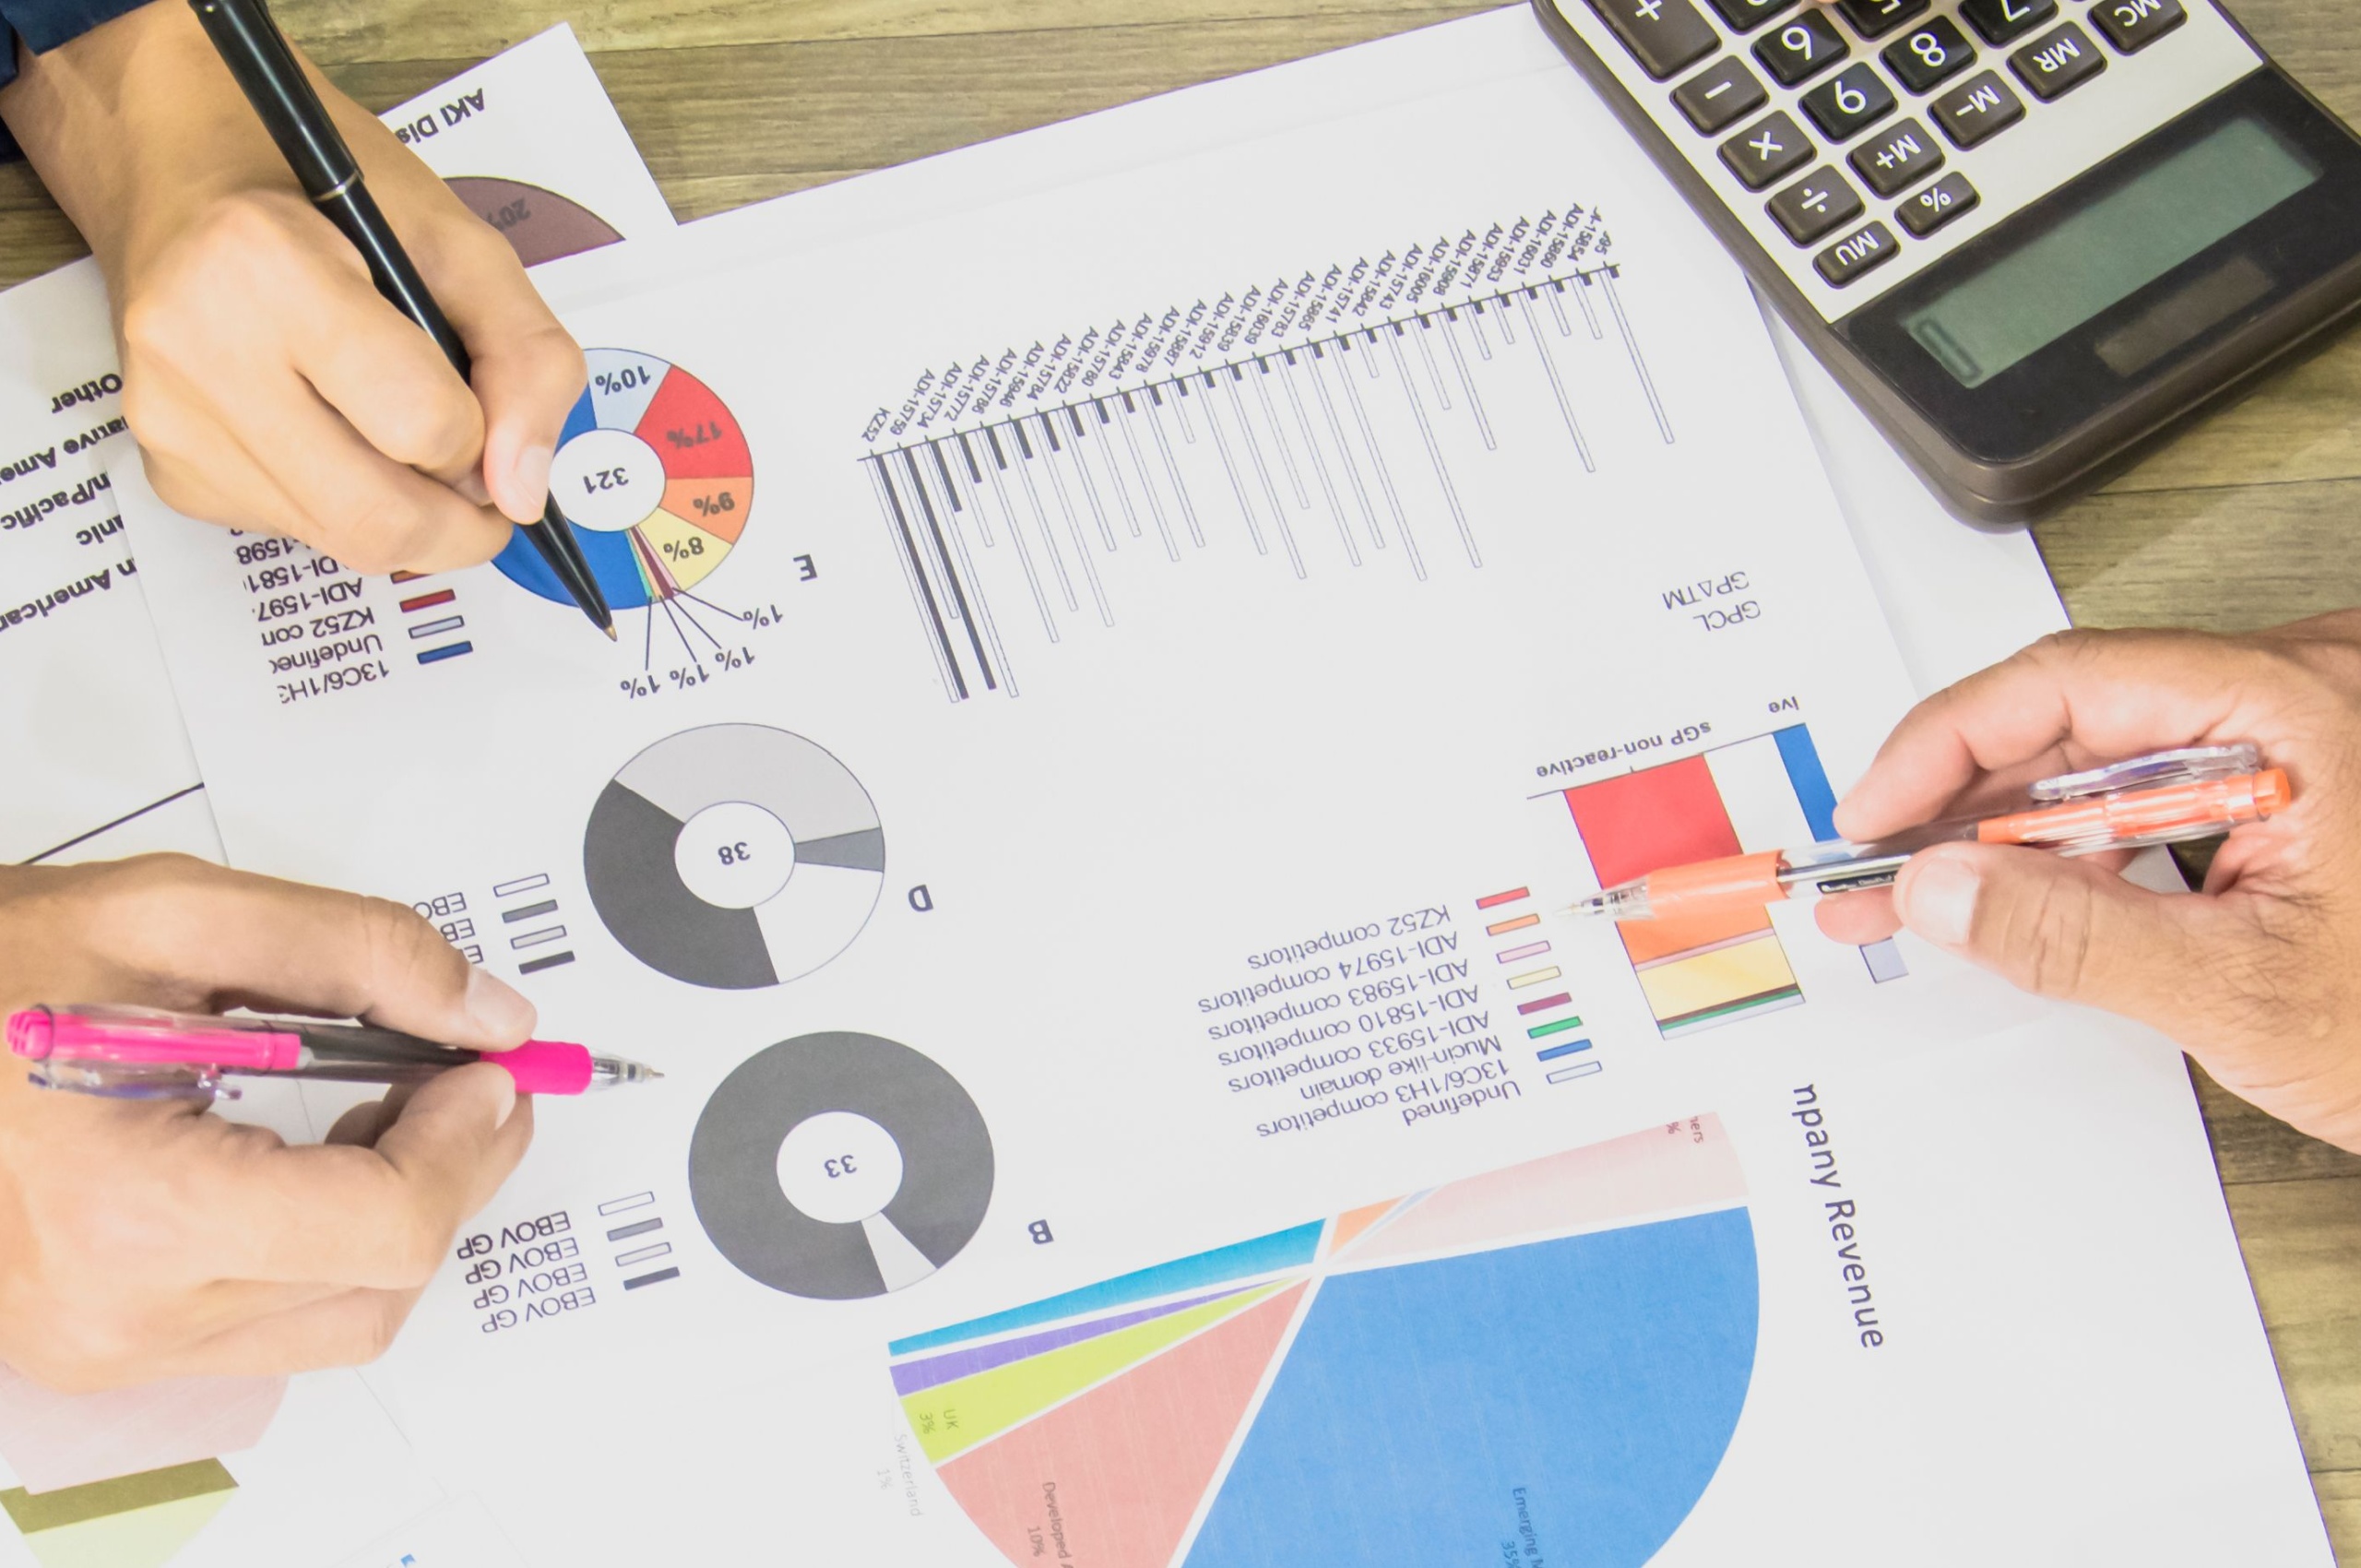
[
  {"left": 583, "top": 779, "right": 777, "bottom": 989},
  {"left": 689, "top": 1033, "right": 995, "bottom": 1300},
  {"left": 794, "top": 827, "right": 889, "bottom": 873}
]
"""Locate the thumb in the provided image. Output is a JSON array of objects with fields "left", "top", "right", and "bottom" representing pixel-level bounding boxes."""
[{"left": 1893, "top": 841, "right": 2225, "bottom": 1020}]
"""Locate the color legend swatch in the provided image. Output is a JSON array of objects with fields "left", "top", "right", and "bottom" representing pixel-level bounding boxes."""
[
  {"left": 1472, "top": 884, "right": 1592, "bottom": 1081},
  {"left": 890, "top": 1116, "right": 1757, "bottom": 1568}
]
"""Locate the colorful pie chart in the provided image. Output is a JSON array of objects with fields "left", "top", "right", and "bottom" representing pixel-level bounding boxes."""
[{"left": 493, "top": 348, "right": 753, "bottom": 612}]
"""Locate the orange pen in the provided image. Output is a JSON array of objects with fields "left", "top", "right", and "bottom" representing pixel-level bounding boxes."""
[{"left": 1570, "top": 745, "right": 2292, "bottom": 922}]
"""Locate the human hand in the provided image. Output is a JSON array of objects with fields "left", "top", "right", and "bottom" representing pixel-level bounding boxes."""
[
  {"left": 0, "top": 0, "right": 585, "bottom": 573},
  {"left": 0, "top": 854, "right": 537, "bottom": 1391},
  {"left": 1818, "top": 616, "right": 2361, "bottom": 1153}
]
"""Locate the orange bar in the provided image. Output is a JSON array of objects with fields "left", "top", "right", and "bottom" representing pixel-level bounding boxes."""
[{"left": 1486, "top": 913, "right": 1541, "bottom": 936}]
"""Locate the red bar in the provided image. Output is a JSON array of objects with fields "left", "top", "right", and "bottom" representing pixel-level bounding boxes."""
[
  {"left": 1517, "top": 992, "right": 1573, "bottom": 1016},
  {"left": 1562, "top": 756, "right": 1740, "bottom": 885},
  {"left": 399, "top": 588, "right": 457, "bottom": 612},
  {"left": 1475, "top": 887, "right": 1530, "bottom": 909}
]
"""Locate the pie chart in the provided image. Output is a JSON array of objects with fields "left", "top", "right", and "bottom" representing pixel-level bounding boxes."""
[
  {"left": 889, "top": 1116, "right": 1759, "bottom": 1568},
  {"left": 691, "top": 1033, "right": 994, "bottom": 1300},
  {"left": 583, "top": 725, "right": 884, "bottom": 989},
  {"left": 444, "top": 176, "right": 623, "bottom": 267},
  {"left": 493, "top": 348, "right": 752, "bottom": 612}
]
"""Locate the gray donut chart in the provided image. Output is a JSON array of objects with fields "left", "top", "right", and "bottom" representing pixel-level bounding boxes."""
[
  {"left": 689, "top": 1033, "right": 995, "bottom": 1300},
  {"left": 582, "top": 725, "right": 884, "bottom": 990}
]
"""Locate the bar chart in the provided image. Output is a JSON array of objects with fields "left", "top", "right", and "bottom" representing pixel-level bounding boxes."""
[{"left": 857, "top": 208, "right": 1669, "bottom": 701}]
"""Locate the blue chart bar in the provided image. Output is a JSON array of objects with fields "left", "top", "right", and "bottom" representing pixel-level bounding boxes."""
[
  {"left": 417, "top": 641, "right": 474, "bottom": 666},
  {"left": 1773, "top": 723, "right": 1840, "bottom": 842},
  {"left": 1536, "top": 1039, "right": 1593, "bottom": 1062}
]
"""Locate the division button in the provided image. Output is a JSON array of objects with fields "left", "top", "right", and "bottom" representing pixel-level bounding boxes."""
[
  {"left": 1673, "top": 55, "right": 1770, "bottom": 132},
  {"left": 2091, "top": 0, "right": 2187, "bottom": 53},
  {"left": 1832, "top": 0, "right": 1929, "bottom": 39},
  {"left": 1847, "top": 116, "right": 1944, "bottom": 195},
  {"left": 2010, "top": 20, "right": 2108, "bottom": 98},
  {"left": 1719, "top": 109, "right": 1816, "bottom": 188},
  {"left": 1800, "top": 63, "right": 1898, "bottom": 139},
  {"left": 1895, "top": 171, "right": 1980, "bottom": 236},
  {"left": 1882, "top": 17, "right": 1976, "bottom": 91},
  {"left": 1959, "top": 0, "right": 2057, "bottom": 47},
  {"left": 1752, "top": 10, "right": 1850, "bottom": 85},
  {"left": 1768, "top": 167, "right": 1867, "bottom": 244},
  {"left": 1814, "top": 220, "right": 1900, "bottom": 285},
  {"left": 1584, "top": 0, "right": 1720, "bottom": 78},
  {"left": 1930, "top": 69, "right": 2026, "bottom": 147},
  {"left": 1703, "top": 0, "right": 1798, "bottom": 32}
]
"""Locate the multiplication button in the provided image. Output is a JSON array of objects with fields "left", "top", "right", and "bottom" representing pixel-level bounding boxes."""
[
  {"left": 2092, "top": 0, "right": 2187, "bottom": 53},
  {"left": 1882, "top": 18, "right": 1975, "bottom": 92},
  {"left": 1814, "top": 221, "right": 1899, "bottom": 286},
  {"left": 1719, "top": 110, "right": 1815, "bottom": 188},
  {"left": 2010, "top": 21, "right": 2106, "bottom": 100},
  {"left": 1673, "top": 56, "right": 1770, "bottom": 133},
  {"left": 1768, "top": 167, "right": 1865, "bottom": 244},
  {"left": 1930, "top": 69, "right": 2025, "bottom": 148},
  {"left": 1584, "top": 0, "right": 1720, "bottom": 79},
  {"left": 1895, "top": 172, "right": 1979, "bottom": 236},
  {"left": 1848, "top": 118, "right": 1942, "bottom": 196}
]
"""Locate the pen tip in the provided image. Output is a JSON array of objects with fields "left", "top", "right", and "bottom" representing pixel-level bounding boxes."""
[{"left": 602, "top": 624, "right": 619, "bottom": 642}]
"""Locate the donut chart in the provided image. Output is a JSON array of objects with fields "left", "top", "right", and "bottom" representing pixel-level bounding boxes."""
[
  {"left": 584, "top": 725, "right": 883, "bottom": 989},
  {"left": 443, "top": 177, "right": 623, "bottom": 267},
  {"left": 691, "top": 1033, "right": 994, "bottom": 1300},
  {"left": 493, "top": 348, "right": 752, "bottom": 612}
]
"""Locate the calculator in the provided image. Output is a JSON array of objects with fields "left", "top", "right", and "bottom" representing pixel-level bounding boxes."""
[{"left": 1533, "top": 0, "right": 2361, "bottom": 521}]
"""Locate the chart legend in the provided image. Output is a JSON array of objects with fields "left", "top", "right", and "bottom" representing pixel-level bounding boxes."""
[
  {"left": 890, "top": 1116, "right": 1755, "bottom": 1567},
  {"left": 1472, "top": 884, "right": 1592, "bottom": 1081}
]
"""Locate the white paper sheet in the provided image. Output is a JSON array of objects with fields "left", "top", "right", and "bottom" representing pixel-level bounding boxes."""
[
  {"left": 114, "top": 17, "right": 2325, "bottom": 1564},
  {"left": 0, "top": 23, "right": 672, "bottom": 870}
]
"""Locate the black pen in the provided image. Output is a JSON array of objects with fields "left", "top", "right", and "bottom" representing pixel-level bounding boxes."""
[{"left": 187, "top": 0, "right": 616, "bottom": 638}]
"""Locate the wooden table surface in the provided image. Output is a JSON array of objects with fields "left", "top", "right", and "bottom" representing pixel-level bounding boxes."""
[{"left": 2, "top": 0, "right": 2355, "bottom": 1553}]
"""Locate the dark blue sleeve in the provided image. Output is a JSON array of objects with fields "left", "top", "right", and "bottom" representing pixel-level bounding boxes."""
[{"left": 0, "top": 0, "right": 164, "bottom": 158}]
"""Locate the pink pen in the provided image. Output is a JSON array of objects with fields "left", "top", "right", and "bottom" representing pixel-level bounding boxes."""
[{"left": 6, "top": 1004, "right": 661, "bottom": 1100}]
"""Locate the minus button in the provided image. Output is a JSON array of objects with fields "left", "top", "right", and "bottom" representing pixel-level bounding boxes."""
[{"left": 1672, "top": 56, "right": 1769, "bottom": 135}]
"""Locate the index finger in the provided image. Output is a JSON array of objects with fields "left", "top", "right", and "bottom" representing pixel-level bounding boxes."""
[{"left": 1833, "top": 628, "right": 2282, "bottom": 838}]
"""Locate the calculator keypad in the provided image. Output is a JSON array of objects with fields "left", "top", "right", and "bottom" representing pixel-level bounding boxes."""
[
  {"left": 1584, "top": 0, "right": 1720, "bottom": 79},
  {"left": 1958, "top": 0, "right": 2057, "bottom": 48},
  {"left": 1882, "top": 18, "right": 1976, "bottom": 91},
  {"left": 1800, "top": 63, "right": 1898, "bottom": 139},
  {"left": 1769, "top": 166, "right": 1867, "bottom": 243},
  {"left": 2009, "top": 20, "right": 2106, "bottom": 99},
  {"left": 1673, "top": 55, "right": 1771, "bottom": 131},
  {"left": 1929, "top": 69, "right": 2025, "bottom": 146},
  {"left": 1552, "top": 0, "right": 2260, "bottom": 311},
  {"left": 1720, "top": 110, "right": 1816, "bottom": 187},
  {"left": 1753, "top": 11, "right": 1850, "bottom": 85}
]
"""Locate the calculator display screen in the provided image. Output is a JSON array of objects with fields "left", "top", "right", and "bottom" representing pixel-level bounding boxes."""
[{"left": 1901, "top": 118, "right": 2322, "bottom": 389}]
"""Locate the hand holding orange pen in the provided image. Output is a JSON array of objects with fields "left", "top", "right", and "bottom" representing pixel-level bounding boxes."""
[{"left": 1572, "top": 745, "right": 2291, "bottom": 922}]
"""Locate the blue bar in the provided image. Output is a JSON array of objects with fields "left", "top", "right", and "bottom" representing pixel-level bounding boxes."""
[
  {"left": 1536, "top": 1039, "right": 1593, "bottom": 1062},
  {"left": 889, "top": 1221, "right": 1325, "bottom": 1355},
  {"left": 1774, "top": 724, "right": 1840, "bottom": 841},
  {"left": 416, "top": 641, "right": 474, "bottom": 666}
]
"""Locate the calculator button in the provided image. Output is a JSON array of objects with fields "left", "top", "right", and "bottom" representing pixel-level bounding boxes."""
[
  {"left": 1800, "top": 64, "right": 1898, "bottom": 140},
  {"left": 2090, "top": 0, "right": 2186, "bottom": 54},
  {"left": 1752, "top": 11, "right": 1851, "bottom": 86},
  {"left": 1703, "top": 0, "right": 1798, "bottom": 33},
  {"left": 1895, "top": 171, "right": 1980, "bottom": 235},
  {"left": 1959, "top": 0, "right": 2057, "bottom": 47},
  {"left": 1584, "top": 0, "right": 1720, "bottom": 80},
  {"left": 2010, "top": 21, "right": 2106, "bottom": 99},
  {"left": 1833, "top": 0, "right": 1929, "bottom": 40},
  {"left": 1847, "top": 117, "right": 1943, "bottom": 195},
  {"left": 1719, "top": 111, "right": 1816, "bottom": 188},
  {"left": 1882, "top": 18, "right": 1976, "bottom": 92},
  {"left": 1673, "top": 57, "right": 1771, "bottom": 132},
  {"left": 1769, "top": 168, "right": 1867, "bottom": 244},
  {"left": 1815, "top": 221, "right": 1899, "bottom": 285},
  {"left": 1930, "top": 70, "right": 2025, "bottom": 147}
]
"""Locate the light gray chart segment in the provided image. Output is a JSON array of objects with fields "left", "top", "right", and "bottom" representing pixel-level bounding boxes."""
[{"left": 689, "top": 1033, "right": 995, "bottom": 1301}]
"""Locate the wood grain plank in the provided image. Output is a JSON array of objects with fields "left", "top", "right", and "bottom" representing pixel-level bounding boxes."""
[
  {"left": 2318, "top": 1471, "right": 2361, "bottom": 1563},
  {"left": 2226, "top": 1175, "right": 2361, "bottom": 1474},
  {"left": 273, "top": 0, "right": 1502, "bottom": 68},
  {"left": 2038, "top": 476, "right": 2361, "bottom": 635},
  {"left": 2195, "top": 1068, "right": 2361, "bottom": 1187}
]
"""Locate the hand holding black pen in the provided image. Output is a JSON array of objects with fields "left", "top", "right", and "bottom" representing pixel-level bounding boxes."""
[{"left": 186, "top": 0, "right": 615, "bottom": 636}]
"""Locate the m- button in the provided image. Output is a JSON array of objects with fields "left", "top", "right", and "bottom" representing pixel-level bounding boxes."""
[
  {"left": 1719, "top": 110, "right": 1815, "bottom": 189},
  {"left": 1846, "top": 118, "right": 1944, "bottom": 196}
]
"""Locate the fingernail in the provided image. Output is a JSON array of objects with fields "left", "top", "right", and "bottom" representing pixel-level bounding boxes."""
[
  {"left": 464, "top": 966, "right": 536, "bottom": 1043},
  {"left": 485, "top": 1066, "right": 518, "bottom": 1130},
  {"left": 504, "top": 443, "right": 553, "bottom": 520},
  {"left": 1898, "top": 851, "right": 1979, "bottom": 949}
]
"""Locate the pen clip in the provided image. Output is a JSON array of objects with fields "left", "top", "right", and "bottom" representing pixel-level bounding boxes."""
[{"left": 2030, "top": 744, "right": 2262, "bottom": 802}]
